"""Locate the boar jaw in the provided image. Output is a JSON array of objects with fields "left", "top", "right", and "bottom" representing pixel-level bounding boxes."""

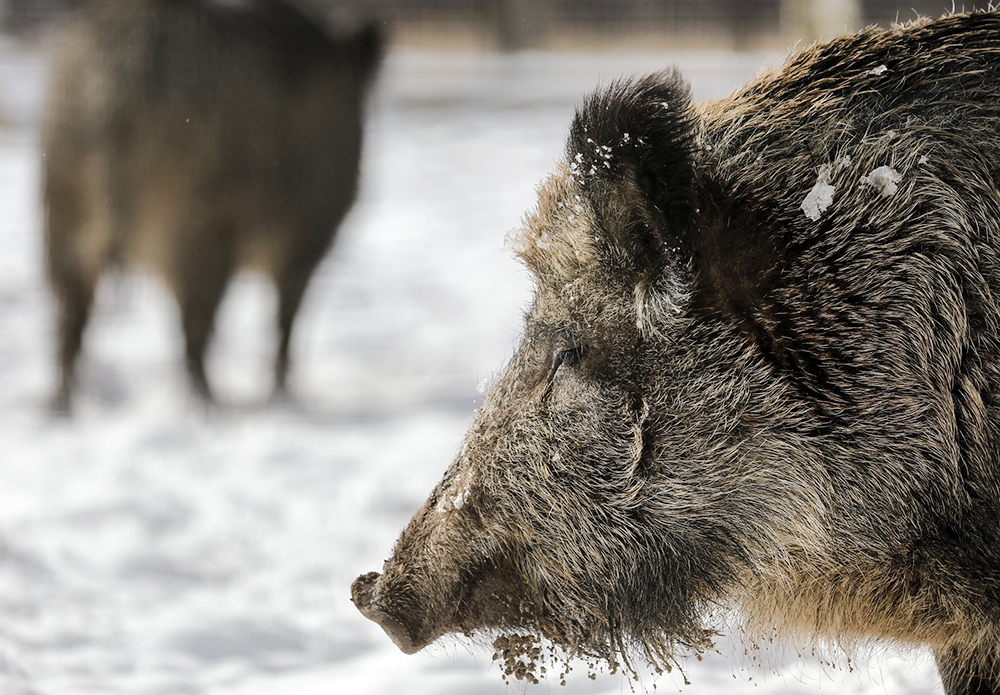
[
  {"left": 351, "top": 571, "right": 433, "bottom": 654},
  {"left": 353, "top": 481, "right": 566, "bottom": 655},
  {"left": 353, "top": 535, "right": 546, "bottom": 654},
  {"left": 352, "top": 562, "right": 531, "bottom": 655},
  {"left": 352, "top": 480, "right": 519, "bottom": 655}
]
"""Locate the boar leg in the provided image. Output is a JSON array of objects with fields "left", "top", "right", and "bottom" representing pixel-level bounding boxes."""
[
  {"left": 173, "top": 226, "right": 235, "bottom": 401},
  {"left": 273, "top": 251, "right": 321, "bottom": 394},
  {"left": 45, "top": 149, "right": 104, "bottom": 412},
  {"left": 50, "top": 260, "right": 98, "bottom": 412},
  {"left": 937, "top": 648, "right": 999, "bottom": 695}
]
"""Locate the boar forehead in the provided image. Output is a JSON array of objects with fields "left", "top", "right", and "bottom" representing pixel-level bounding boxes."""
[
  {"left": 512, "top": 163, "right": 600, "bottom": 289},
  {"left": 513, "top": 160, "right": 692, "bottom": 340},
  {"left": 515, "top": 161, "right": 662, "bottom": 287}
]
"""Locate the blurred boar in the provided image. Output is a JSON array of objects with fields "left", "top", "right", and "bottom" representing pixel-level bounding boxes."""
[
  {"left": 1, "top": 0, "right": 85, "bottom": 36},
  {"left": 44, "top": 0, "right": 382, "bottom": 408},
  {"left": 354, "top": 11, "right": 1000, "bottom": 694}
]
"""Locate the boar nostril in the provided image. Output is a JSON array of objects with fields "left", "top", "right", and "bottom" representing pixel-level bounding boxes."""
[
  {"left": 351, "top": 571, "right": 380, "bottom": 610},
  {"left": 351, "top": 571, "right": 427, "bottom": 655}
]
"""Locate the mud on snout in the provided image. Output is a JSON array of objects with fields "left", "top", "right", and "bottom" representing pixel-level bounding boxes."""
[
  {"left": 351, "top": 571, "right": 431, "bottom": 654},
  {"left": 351, "top": 546, "right": 545, "bottom": 653},
  {"left": 351, "top": 475, "right": 556, "bottom": 657}
]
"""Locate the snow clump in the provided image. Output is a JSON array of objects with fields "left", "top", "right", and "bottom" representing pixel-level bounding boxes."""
[
  {"left": 868, "top": 64, "right": 889, "bottom": 76},
  {"left": 801, "top": 175, "right": 834, "bottom": 221},
  {"left": 503, "top": 227, "right": 529, "bottom": 256},
  {"left": 801, "top": 155, "right": 853, "bottom": 221},
  {"left": 862, "top": 165, "right": 902, "bottom": 197},
  {"left": 801, "top": 166, "right": 835, "bottom": 221},
  {"left": 437, "top": 481, "right": 471, "bottom": 513}
]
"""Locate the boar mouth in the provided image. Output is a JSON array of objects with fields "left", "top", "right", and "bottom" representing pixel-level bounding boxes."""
[
  {"left": 351, "top": 571, "right": 442, "bottom": 654},
  {"left": 352, "top": 556, "right": 546, "bottom": 655}
]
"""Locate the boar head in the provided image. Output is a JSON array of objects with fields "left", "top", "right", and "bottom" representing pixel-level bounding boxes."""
[{"left": 353, "top": 73, "right": 828, "bottom": 671}]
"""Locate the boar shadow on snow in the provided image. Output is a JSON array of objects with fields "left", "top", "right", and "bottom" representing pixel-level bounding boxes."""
[
  {"left": 43, "top": 0, "right": 382, "bottom": 409},
  {"left": 354, "top": 10, "right": 1000, "bottom": 695}
]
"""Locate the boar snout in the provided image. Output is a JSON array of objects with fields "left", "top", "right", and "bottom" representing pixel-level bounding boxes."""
[
  {"left": 353, "top": 483, "right": 533, "bottom": 654},
  {"left": 351, "top": 571, "right": 434, "bottom": 654}
]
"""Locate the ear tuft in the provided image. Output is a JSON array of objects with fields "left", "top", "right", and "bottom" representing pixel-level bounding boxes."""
[
  {"left": 568, "top": 72, "right": 698, "bottom": 283},
  {"left": 353, "top": 20, "right": 386, "bottom": 85}
]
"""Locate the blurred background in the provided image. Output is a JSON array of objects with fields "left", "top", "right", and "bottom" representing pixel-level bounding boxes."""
[
  {"left": 0, "top": 1, "right": 973, "bottom": 693},
  {"left": 0, "top": 0, "right": 971, "bottom": 48}
]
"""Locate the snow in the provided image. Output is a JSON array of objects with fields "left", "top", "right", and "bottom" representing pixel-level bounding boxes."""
[
  {"left": 863, "top": 165, "right": 903, "bottom": 197},
  {"left": 502, "top": 226, "right": 529, "bottom": 257},
  {"left": 0, "top": 40, "right": 944, "bottom": 694},
  {"left": 802, "top": 156, "right": 859, "bottom": 220},
  {"left": 801, "top": 167, "right": 836, "bottom": 221},
  {"left": 868, "top": 64, "right": 889, "bottom": 76},
  {"left": 436, "top": 478, "right": 471, "bottom": 513}
]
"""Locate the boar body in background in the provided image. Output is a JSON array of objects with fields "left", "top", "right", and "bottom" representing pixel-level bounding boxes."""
[
  {"left": 44, "top": 0, "right": 382, "bottom": 408},
  {"left": 354, "top": 12, "right": 1000, "bottom": 695}
]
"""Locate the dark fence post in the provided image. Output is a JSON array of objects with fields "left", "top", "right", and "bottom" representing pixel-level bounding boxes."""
[{"left": 493, "top": 0, "right": 547, "bottom": 51}]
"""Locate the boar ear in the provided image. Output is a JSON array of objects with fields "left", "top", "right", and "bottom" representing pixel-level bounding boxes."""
[
  {"left": 568, "top": 73, "right": 698, "bottom": 291},
  {"left": 352, "top": 20, "right": 385, "bottom": 85}
]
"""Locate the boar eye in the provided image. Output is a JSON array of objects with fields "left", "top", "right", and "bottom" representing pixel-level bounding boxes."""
[{"left": 551, "top": 344, "right": 587, "bottom": 376}]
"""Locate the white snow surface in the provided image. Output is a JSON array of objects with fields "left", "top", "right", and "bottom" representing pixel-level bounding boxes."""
[{"left": 0, "top": 40, "right": 944, "bottom": 694}]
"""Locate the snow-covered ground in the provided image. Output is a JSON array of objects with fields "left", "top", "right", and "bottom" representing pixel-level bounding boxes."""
[{"left": 0, "top": 42, "right": 944, "bottom": 694}]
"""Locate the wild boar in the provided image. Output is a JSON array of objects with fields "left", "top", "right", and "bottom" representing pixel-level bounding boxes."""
[
  {"left": 44, "top": 0, "right": 382, "bottom": 409},
  {"left": 353, "top": 11, "right": 1000, "bottom": 694}
]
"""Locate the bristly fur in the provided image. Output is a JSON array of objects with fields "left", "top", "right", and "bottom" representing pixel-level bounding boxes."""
[{"left": 357, "top": 11, "right": 1000, "bottom": 694}]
